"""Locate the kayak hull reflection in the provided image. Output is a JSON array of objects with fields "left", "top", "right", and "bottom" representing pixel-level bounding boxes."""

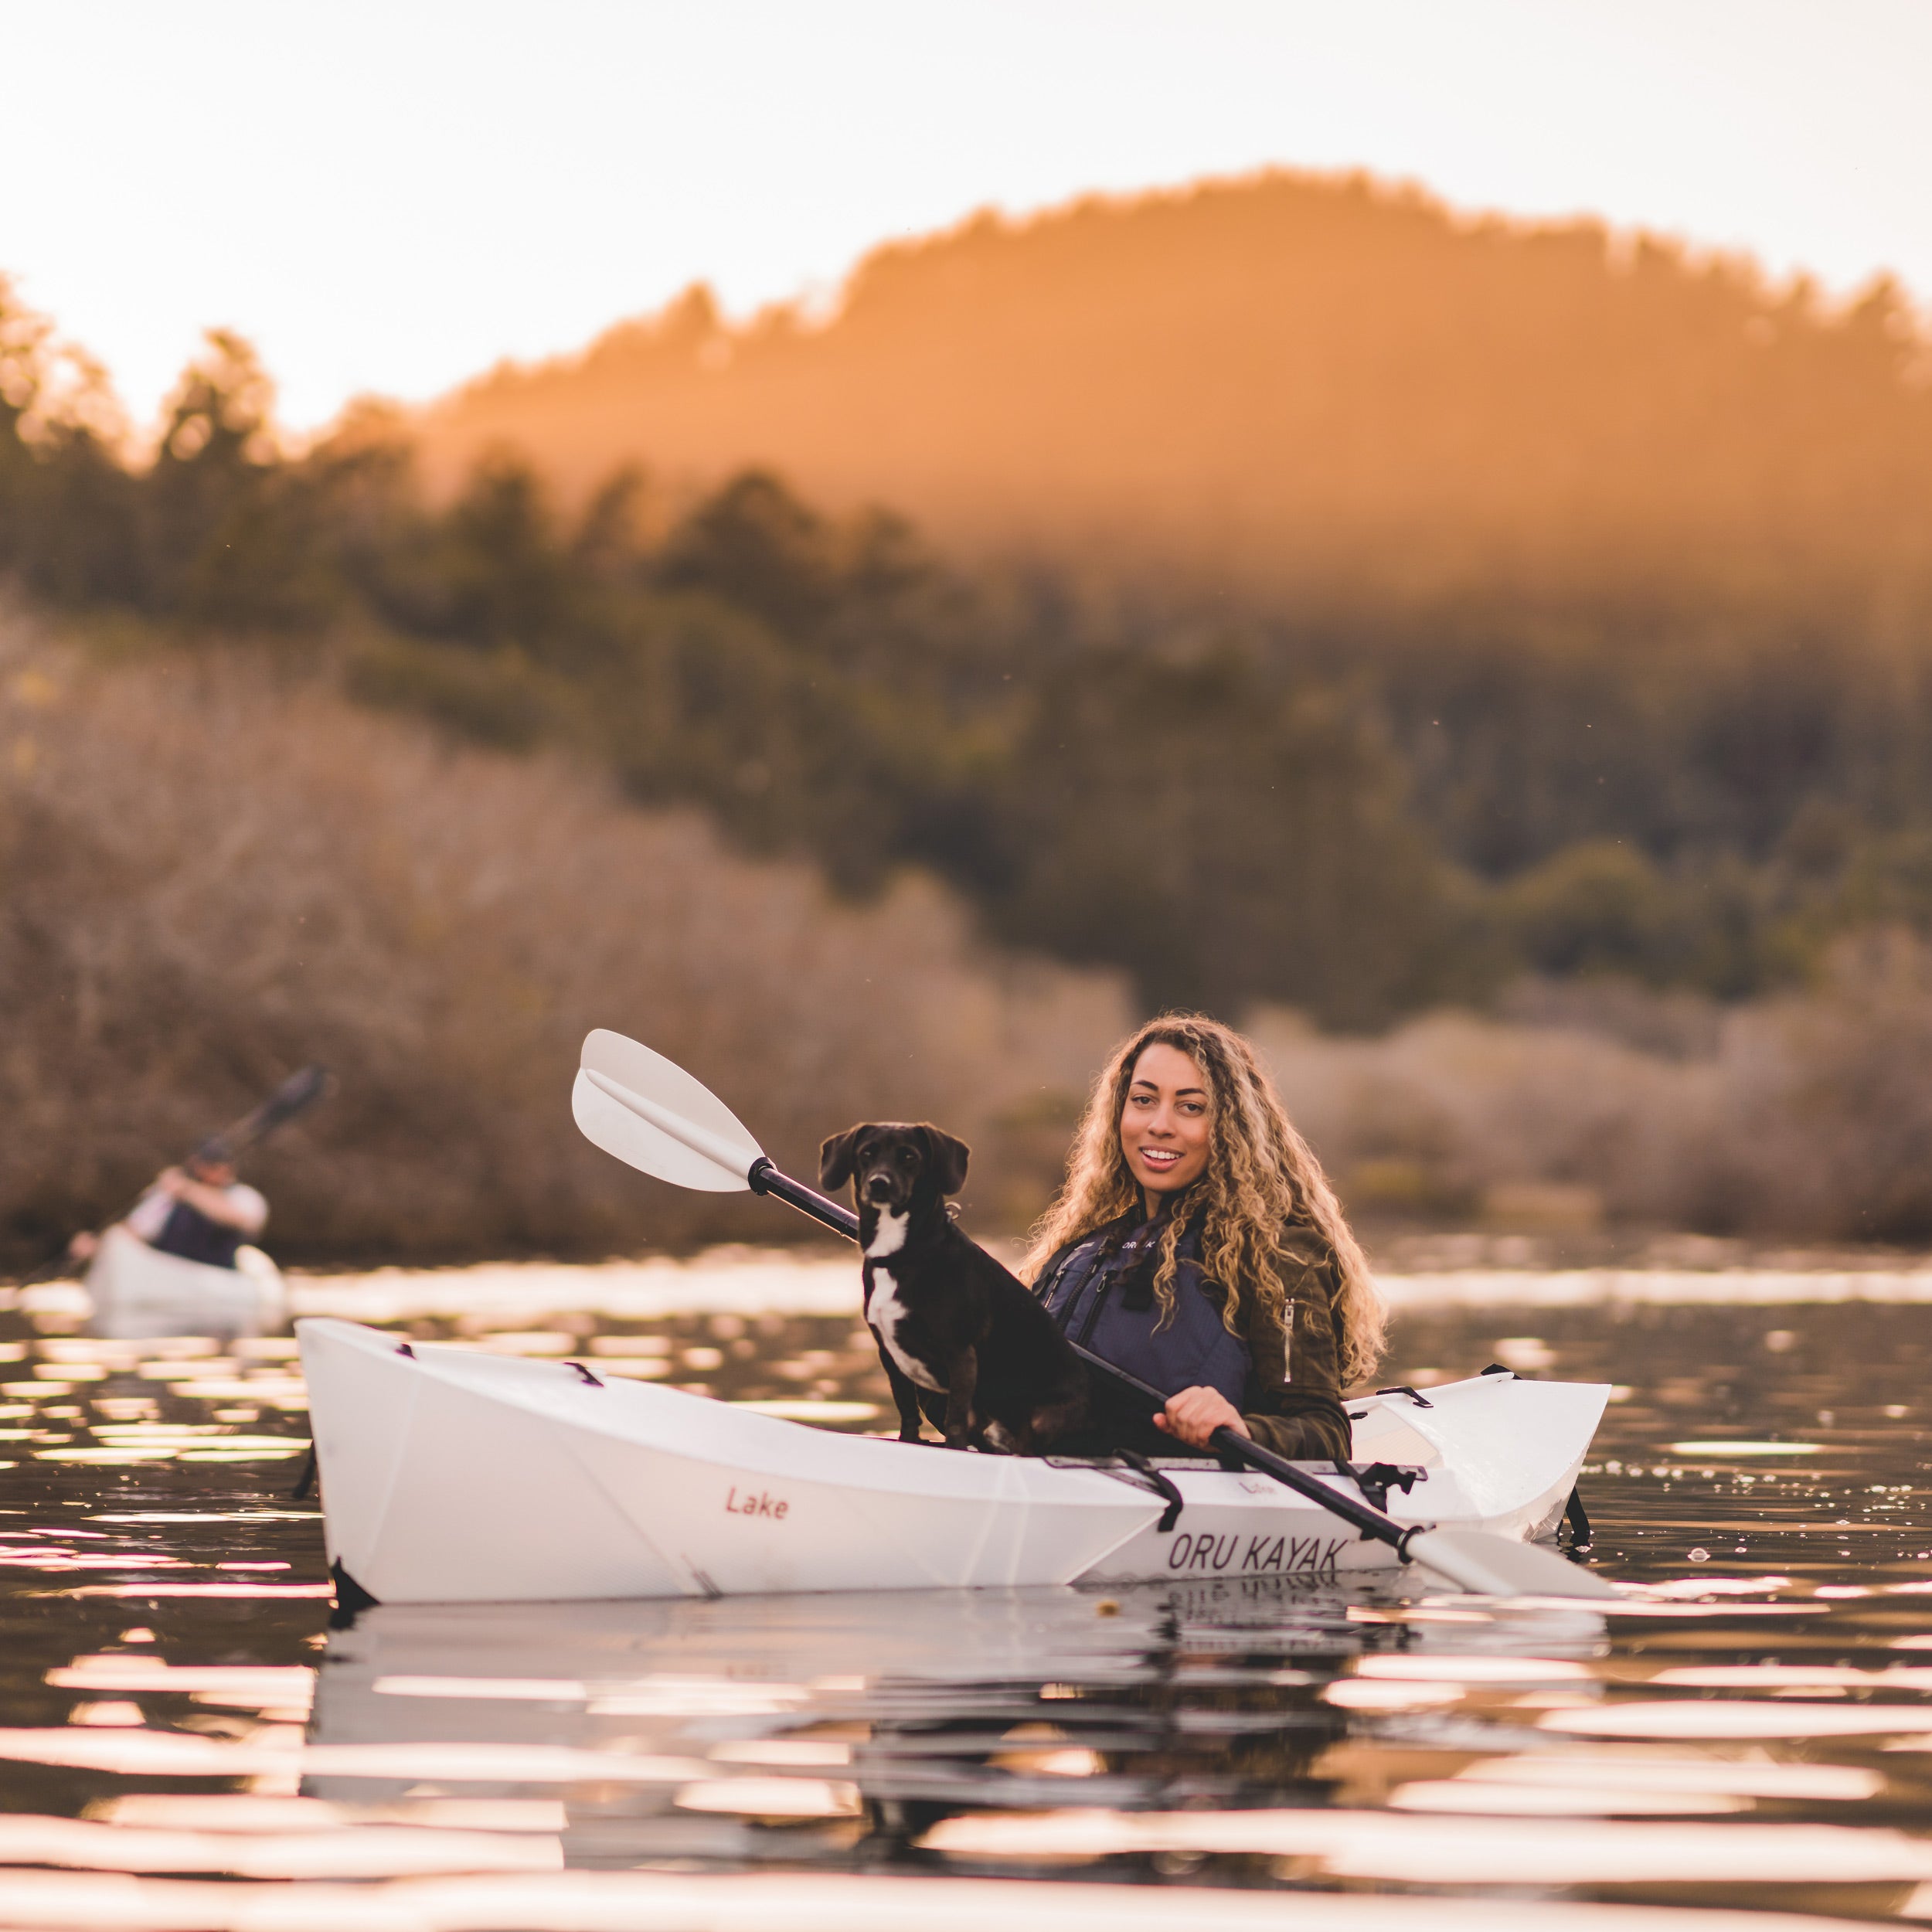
[{"left": 298, "top": 1316, "right": 1607, "bottom": 1605}]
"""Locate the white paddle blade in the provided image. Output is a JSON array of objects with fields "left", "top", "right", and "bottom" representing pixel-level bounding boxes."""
[
  {"left": 1405, "top": 1527, "right": 1619, "bottom": 1600},
  {"left": 573, "top": 1029, "right": 765, "bottom": 1193}
]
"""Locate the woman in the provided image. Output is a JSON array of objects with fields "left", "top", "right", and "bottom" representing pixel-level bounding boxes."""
[{"left": 1022, "top": 1015, "right": 1385, "bottom": 1460}]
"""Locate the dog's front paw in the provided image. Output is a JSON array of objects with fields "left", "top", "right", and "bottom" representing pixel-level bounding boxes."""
[{"left": 898, "top": 1426, "right": 924, "bottom": 1444}]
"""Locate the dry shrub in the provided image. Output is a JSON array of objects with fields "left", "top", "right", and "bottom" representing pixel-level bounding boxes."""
[
  {"left": 1710, "top": 933, "right": 1932, "bottom": 1240},
  {"left": 17, "top": 592, "right": 1932, "bottom": 1263},
  {"left": 1254, "top": 942, "right": 1932, "bottom": 1244},
  {"left": 1250, "top": 1006, "right": 1716, "bottom": 1229},
  {"left": 0, "top": 610, "right": 1128, "bottom": 1264}
]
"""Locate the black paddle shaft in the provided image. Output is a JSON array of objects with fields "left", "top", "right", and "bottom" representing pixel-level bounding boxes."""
[
  {"left": 743, "top": 1156, "right": 1427, "bottom": 1558},
  {"left": 748, "top": 1158, "right": 859, "bottom": 1238},
  {"left": 219, "top": 1065, "right": 333, "bottom": 1158}
]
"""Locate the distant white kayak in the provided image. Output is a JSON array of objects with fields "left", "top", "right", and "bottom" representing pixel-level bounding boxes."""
[
  {"left": 299, "top": 1316, "right": 1607, "bottom": 1606},
  {"left": 87, "top": 1223, "right": 287, "bottom": 1340}
]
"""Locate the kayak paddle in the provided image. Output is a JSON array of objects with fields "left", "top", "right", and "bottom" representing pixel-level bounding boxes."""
[
  {"left": 571, "top": 1028, "right": 1618, "bottom": 1601},
  {"left": 211, "top": 1063, "right": 335, "bottom": 1161},
  {"left": 15, "top": 1063, "right": 334, "bottom": 1287}
]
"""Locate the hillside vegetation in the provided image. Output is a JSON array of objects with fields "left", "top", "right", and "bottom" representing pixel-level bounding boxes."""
[
  {"left": 12, "top": 600, "right": 1932, "bottom": 1257},
  {"left": 0, "top": 610, "right": 1128, "bottom": 1267},
  {"left": 9, "top": 170, "right": 1932, "bottom": 1251},
  {"left": 417, "top": 171, "right": 1932, "bottom": 619},
  {"left": 11, "top": 605, "right": 1932, "bottom": 1260},
  {"left": 10, "top": 244, "right": 1932, "bottom": 1034}
]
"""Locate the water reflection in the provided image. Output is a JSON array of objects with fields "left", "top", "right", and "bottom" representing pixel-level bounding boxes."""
[
  {"left": 5, "top": 1261, "right": 1932, "bottom": 1923},
  {"left": 307, "top": 1582, "right": 1605, "bottom": 1865}
]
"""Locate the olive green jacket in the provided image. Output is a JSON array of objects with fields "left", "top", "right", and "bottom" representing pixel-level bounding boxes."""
[{"left": 1230, "top": 1221, "right": 1354, "bottom": 1462}]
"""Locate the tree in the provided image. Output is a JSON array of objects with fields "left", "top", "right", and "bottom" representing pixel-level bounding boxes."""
[
  {"left": 657, "top": 470, "right": 838, "bottom": 634},
  {"left": 141, "top": 330, "right": 330, "bottom": 625},
  {"left": 989, "top": 645, "right": 1461, "bottom": 1026}
]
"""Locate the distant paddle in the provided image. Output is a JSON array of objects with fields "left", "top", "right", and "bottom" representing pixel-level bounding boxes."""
[
  {"left": 209, "top": 1063, "right": 334, "bottom": 1162},
  {"left": 16, "top": 1064, "right": 334, "bottom": 1287},
  {"left": 571, "top": 1029, "right": 1617, "bottom": 1602}
]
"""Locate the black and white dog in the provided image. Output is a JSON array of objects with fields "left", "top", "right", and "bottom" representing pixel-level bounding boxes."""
[{"left": 819, "top": 1122, "right": 1090, "bottom": 1453}]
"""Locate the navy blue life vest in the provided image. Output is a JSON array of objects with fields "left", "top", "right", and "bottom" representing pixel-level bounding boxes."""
[
  {"left": 1036, "top": 1213, "right": 1251, "bottom": 1407},
  {"left": 151, "top": 1201, "right": 244, "bottom": 1270}
]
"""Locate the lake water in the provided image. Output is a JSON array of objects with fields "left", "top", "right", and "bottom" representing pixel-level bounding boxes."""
[{"left": 4, "top": 1250, "right": 1932, "bottom": 1930}]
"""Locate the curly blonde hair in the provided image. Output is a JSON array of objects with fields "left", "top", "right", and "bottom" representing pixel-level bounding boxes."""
[{"left": 1021, "top": 1014, "right": 1386, "bottom": 1389}]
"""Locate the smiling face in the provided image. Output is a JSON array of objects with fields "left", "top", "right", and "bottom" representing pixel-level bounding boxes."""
[{"left": 1119, "top": 1042, "right": 1213, "bottom": 1207}]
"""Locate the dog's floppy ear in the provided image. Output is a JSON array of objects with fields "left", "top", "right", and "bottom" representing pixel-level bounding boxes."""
[
  {"left": 920, "top": 1126, "right": 971, "bottom": 1196},
  {"left": 819, "top": 1125, "right": 866, "bottom": 1192}
]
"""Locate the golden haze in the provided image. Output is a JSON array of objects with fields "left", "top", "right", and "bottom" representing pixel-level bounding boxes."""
[{"left": 417, "top": 168, "right": 1932, "bottom": 617}]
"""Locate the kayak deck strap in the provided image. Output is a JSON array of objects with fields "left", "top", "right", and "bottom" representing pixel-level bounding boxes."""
[
  {"left": 1044, "top": 1454, "right": 1428, "bottom": 1478},
  {"left": 1110, "top": 1450, "right": 1185, "bottom": 1532}
]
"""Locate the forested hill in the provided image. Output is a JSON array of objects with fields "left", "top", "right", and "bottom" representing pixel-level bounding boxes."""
[
  {"left": 417, "top": 170, "right": 1932, "bottom": 619},
  {"left": 11, "top": 223, "right": 1932, "bottom": 1039}
]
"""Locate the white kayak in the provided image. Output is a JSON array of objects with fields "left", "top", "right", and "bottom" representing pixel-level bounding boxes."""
[
  {"left": 87, "top": 1223, "right": 287, "bottom": 1340},
  {"left": 300, "top": 1317, "right": 1607, "bottom": 1607}
]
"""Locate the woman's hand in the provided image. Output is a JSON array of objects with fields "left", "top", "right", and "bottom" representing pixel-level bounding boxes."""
[{"left": 1153, "top": 1386, "right": 1251, "bottom": 1451}]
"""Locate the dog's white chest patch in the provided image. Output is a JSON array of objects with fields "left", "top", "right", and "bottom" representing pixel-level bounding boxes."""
[
  {"left": 865, "top": 1209, "right": 908, "bottom": 1259},
  {"left": 867, "top": 1265, "right": 941, "bottom": 1391}
]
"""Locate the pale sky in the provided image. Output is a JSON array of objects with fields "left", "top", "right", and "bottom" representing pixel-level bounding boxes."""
[{"left": 4, "top": 0, "right": 1928, "bottom": 433}]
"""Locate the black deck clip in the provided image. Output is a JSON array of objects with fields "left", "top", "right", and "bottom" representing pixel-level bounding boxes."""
[
  {"left": 1114, "top": 1448, "right": 1185, "bottom": 1532},
  {"left": 565, "top": 1361, "right": 604, "bottom": 1387},
  {"left": 1335, "top": 1460, "right": 1420, "bottom": 1512},
  {"left": 329, "top": 1558, "right": 379, "bottom": 1628},
  {"left": 394, "top": 1342, "right": 416, "bottom": 1359},
  {"left": 288, "top": 1444, "right": 318, "bottom": 1501},
  {"left": 1374, "top": 1384, "right": 1434, "bottom": 1409},
  {"left": 1479, "top": 1362, "right": 1520, "bottom": 1379}
]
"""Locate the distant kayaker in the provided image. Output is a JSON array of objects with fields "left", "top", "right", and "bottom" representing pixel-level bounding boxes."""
[
  {"left": 1022, "top": 1015, "right": 1385, "bottom": 1461},
  {"left": 69, "top": 1145, "right": 268, "bottom": 1273}
]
